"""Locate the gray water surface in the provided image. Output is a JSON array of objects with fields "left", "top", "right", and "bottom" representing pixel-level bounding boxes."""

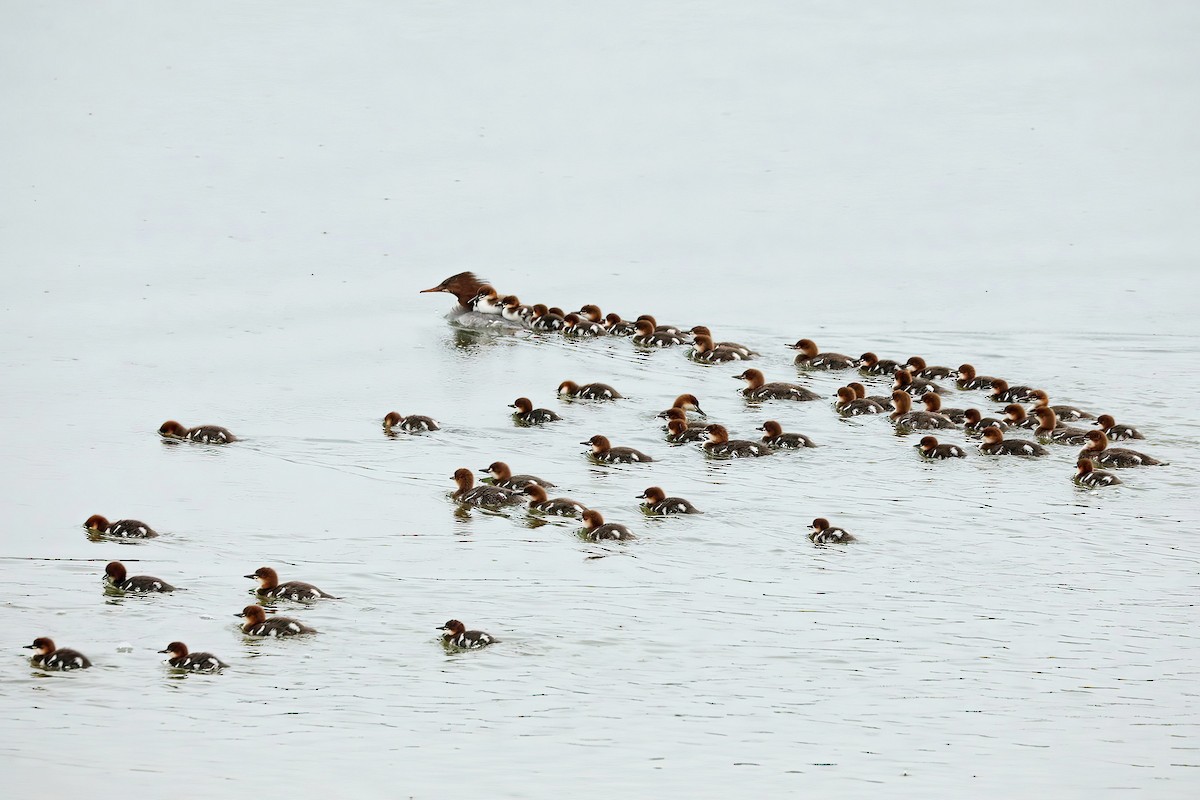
[{"left": 2, "top": 2, "right": 1199, "bottom": 797}]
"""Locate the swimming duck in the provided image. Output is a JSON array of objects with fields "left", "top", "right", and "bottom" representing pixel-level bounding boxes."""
[
  {"left": 858, "top": 352, "right": 904, "bottom": 376},
  {"left": 159, "top": 642, "right": 229, "bottom": 672},
  {"left": 919, "top": 392, "right": 967, "bottom": 423},
  {"left": 482, "top": 461, "right": 556, "bottom": 490},
  {"left": 636, "top": 315, "right": 688, "bottom": 337},
  {"left": 558, "top": 380, "right": 622, "bottom": 400},
  {"left": 905, "top": 356, "right": 956, "bottom": 380},
  {"left": 703, "top": 424, "right": 773, "bottom": 458},
  {"left": 468, "top": 285, "right": 505, "bottom": 316},
  {"left": 894, "top": 368, "right": 947, "bottom": 397},
  {"left": 382, "top": 411, "right": 440, "bottom": 432},
  {"left": 962, "top": 408, "right": 1008, "bottom": 434},
  {"left": 690, "top": 334, "right": 749, "bottom": 362},
  {"left": 665, "top": 418, "right": 706, "bottom": 443},
  {"left": 848, "top": 382, "right": 893, "bottom": 410},
  {"left": 582, "top": 435, "right": 654, "bottom": 463},
  {"left": 632, "top": 319, "right": 687, "bottom": 347},
  {"left": 24, "top": 637, "right": 91, "bottom": 670},
  {"left": 530, "top": 304, "right": 566, "bottom": 331},
  {"left": 989, "top": 379, "right": 1039, "bottom": 404},
  {"left": 1000, "top": 403, "right": 1039, "bottom": 430},
  {"left": 603, "top": 312, "right": 638, "bottom": 336},
  {"left": 451, "top": 468, "right": 524, "bottom": 508},
  {"left": 420, "top": 272, "right": 490, "bottom": 311},
  {"left": 1079, "top": 430, "right": 1164, "bottom": 467},
  {"left": 510, "top": 397, "right": 562, "bottom": 425},
  {"left": 158, "top": 421, "right": 236, "bottom": 444},
  {"left": 917, "top": 436, "right": 966, "bottom": 459},
  {"left": 978, "top": 426, "right": 1048, "bottom": 456},
  {"left": 955, "top": 363, "right": 1001, "bottom": 391},
  {"left": 834, "top": 386, "right": 886, "bottom": 416},
  {"left": 890, "top": 391, "right": 955, "bottom": 430},
  {"left": 1026, "top": 389, "right": 1094, "bottom": 421},
  {"left": 659, "top": 393, "right": 707, "bottom": 419},
  {"left": 104, "top": 561, "right": 176, "bottom": 593},
  {"left": 689, "top": 326, "right": 755, "bottom": 357},
  {"left": 756, "top": 420, "right": 816, "bottom": 448},
  {"left": 637, "top": 486, "right": 701, "bottom": 515},
  {"left": 84, "top": 514, "right": 157, "bottom": 539},
  {"left": 1031, "top": 408, "right": 1091, "bottom": 445},
  {"left": 439, "top": 619, "right": 499, "bottom": 649},
  {"left": 500, "top": 295, "right": 532, "bottom": 324},
  {"left": 563, "top": 312, "right": 606, "bottom": 337},
  {"left": 237, "top": 605, "right": 317, "bottom": 637},
  {"left": 735, "top": 369, "right": 819, "bottom": 401},
  {"left": 1074, "top": 459, "right": 1122, "bottom": 488},
  {"left": 790, "top": 339, "right": 855, "bottom": 370},
  {"left": 523, "top": 484, "right": 587, "bottom": 517},
  {"left": 1094, "top": 414, "right": 1144, "bottom": 441},
  {"left": 809, "top": 518, "right": 855, "bottom": 544},
  {"left": 580, "top": 509, "right": 636, "bottom": 540},
  {"left": 245, "top": 566, "right": 338, "bottom": 602}
]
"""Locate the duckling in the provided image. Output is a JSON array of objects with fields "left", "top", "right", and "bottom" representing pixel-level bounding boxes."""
[
  {"left": 834, "top": 386, "right": 886, "bottom": 416},
  {"left": 894, "top": 368, "right": 948, "bottom": 397},
  {"left": 104, "top": 561, "right": 176, "bottom": 593},
  {"left": 658, "top": 393, "right": 707, "bottom": 420},
  {"left": 236, "top": 605, "right": 317, "bottom": 637},
  {"left": 916, "top": 435, "right": 966, "bottom": 459},
  {"left": 989, "top": 379, "right": 1039, "bottom": 404},
  {"left": 158, "top": 420, "right": 236, "bottom": 444},
  {"left": 756, "top": 420, "right": 816, "bottom": 449},
  {"left": 890, "top": 391, "right": 955, "bottom": 430},
  {"left": 382, "top": 411, "right": 440, "bottom": 432},
  {"left": 509, "top": 397, "right": 562, "bottom": 425},
  {"left": 159, "top": 641, "right": 229, "bottom": 673},
  {"left": 582, "top": 435, "right": 654, "bottom": 463},
  {"left": 1001, "top": 403, "right": 1039, "bottom": 430},
  {"left": 558, "top": 380, "right": 622, "bottom": 400},
  {"left": 562, "top": 312, "right": 606, "bottom": 337},
  {"left": 978, "top": 426, "right": 1048, "bottom": 456},
  {"left": 919, "top": 392, "right": 967, "bottom": 423},
  {"left": 703, "top": 424, "right": 773, "bottom": 458},
  {"left": 1074, "top": 459, "right": 1122, "bottom": 488},
  {"left": 857, "top": 352, "right": 904, "bottom": 376},
  {"left": 637, "top": 486, "right": 701, "bottom": 515},
  {"left": 809, "top": 518, "right": 855, "bottom": 544},
  {"left": 523, "top": 484, "right": 587, "bottom": 517},
  {"left": 690, "top": 334, "right": 749, "bottom": 362},
  {"left": 580, "top": 509, "right": 636, "bottom": 541},
  {"left": 735, "top": 369, "right": 820, "bottom": 401},
  {"left": 1027, "top": 389, "right": 1094, "bottom": 421},
  {"left": 790, "top": 339, "right": 855, "bottom": 370},
  {"left": 530, "top": 303, "right": 566, "bottom": 331},
  {"left": 450, "top": 468, "right": 524, "bottom": 508},
  {"left": 904, "top": 356, "right": 956, "bottom": 380},
  {"left": 665, "top": 418, "right": 706, "bottom": 443},
  {"left": 632, "top": 319, "right": 687, "bottom": 347},
  {"left": 955, "top": 363, "right": 1002, "bottom": 391},
  {"left": 245, "top": 566, "right": 338, "bottom": 602},
  {"left": 24, "top": 637, "right": 91, "bottom": 670},
  {"left": 482, "top": 461, "right": 556, "bottom": 490},
  {"left": 1031, "top": 407, "right": 1092, "bottom": 445},
  {"left": 1094, "top": 414, "right": 1144, "bottom": 441},
  {"left": 962, "top": 408, "right": 1008, "bottom": 435},
  {"left": 1079, "top": 430, "right": 1165, "bottom": 467},
  {"left": 439, "top": 619, "right": 499, "bottom": 649},
  {"left": 688, "top": 326, "right": 755, "bottom": 357},
  {"left": 603, "top": 312, "right": 638, "bottom": 336}
]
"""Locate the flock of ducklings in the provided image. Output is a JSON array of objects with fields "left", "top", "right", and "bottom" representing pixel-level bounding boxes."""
[{"left": 25, "top": 274, "right": 1163, "bottom": 672}]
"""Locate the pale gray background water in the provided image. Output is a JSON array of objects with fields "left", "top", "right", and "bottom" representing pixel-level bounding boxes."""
[{"left": 2, "top": 2, "right": 1198, "bottom": 797}]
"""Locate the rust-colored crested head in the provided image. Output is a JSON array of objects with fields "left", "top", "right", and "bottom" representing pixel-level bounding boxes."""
[
  {"left": 1076, "top": 459, "right": 1095, "bottom": 474},
  {"left": 634, "top": 319, "right": 656, "bottom": 335},
  {"left": 579, "top": 304, "right": 603, "bottom": 321},
  {"left": 26, "top": 637, "right": 56, "bottom": 654},
  {"left": 104, "top": 561, "right": 126, "bottom": 581},
  {"left": 692, "top": 334, "right": 714, "bottom": 351},
  {"left": 1095, "top": 414, "right": 1116, "bottom": 430},
  {"left": 246, "top": 566, "right": 279, "bottom": 587},
  {"left": 920, "top": 392, "right": 942, "bottom": 412},
  {"left": 439, "top": 619, "right": 466, "bottom": 636},
  {"left": 558, "top": 380, "right": 580, "bottom": 395},
  {"left": 758, "top": 420, "right": 783, "bottom": 436},
  {"left": 704, "top": 424, "right": 730, "bottom": 443},
  {"left": 158, "top": 420, "right": 187, "bottom": 437},
  {"left": 1083, "top": 430, "right": 1108, "bottom": 450},
  {"left": 382, "top": 411, "right": 404, "bottom": 428},
  {"left": 1028, "top": 389, "right": 1049, "bottom": 406},
  {"left": 906, "top": 356, "right": 927, "bottom": 371},
  {"left": 893, "top": 369, "right": 913, "bottom": 387},
  {"left": 452, "top": 468, "right": 474, "bottom": 488},
  {"left": 510, "top": 397, "right": 534, "bottom": 413},
  {"left": 523, "top": 484, "right": 548, "bottom": 502},
  {"left": 581, "top": 509, "right": 605, "bottom": 528},
  {"left": 811, "top": 518, "right": 830, "bottom": 531},
  {"left": 890, "top": 391, "right": 912, "bottom": 413},
  {"left": 919, "top": 435, "right": 938, "bottom": 449},
  {"left": 963, "top": 408, "right": 982, "bottom": 423},
  {"left": 836, "top": 387, "right": 856, "bottom": 403},
  {"left": 159, "top": 641, "right": 188, "bottom": 657},
  {"left": 84, "top": 514, "right": 110, "bottom": 531},
  {"left": 859, "top": 352, "right": 878, "bottom": 366},
  {"left": 989, "top": 378, "right": 1010, "bottom": 393},
  {"left": 667, "top": 419, "right": 689, "bottom": 435},
  {"left": 735, "top": 368, "right": 765, "bottom": 387},
  {"left": 791, "top": 338, "right": 818, "bottom": 357},
  {"left": 531, "top": 303, "right": 549, "bottom": 316},
  {"left": 582, "top": 435, "right": 611, "bottom": 452},
  {"left": 957, "top": 364, "right": 976, "bottom": 380},
  {"left": 1002, "top": 404, "right": 1026, "bottom": 421},
  {"left": 419, "top": 272, "right": 489, "bottom": 307},
  {"left": 239, "top": 605, "right": 268, "bottom": 624},
  {"left": 639, "top": 487, "right": 666, "bottom": 503},
  {"left": 484, "top": 462, "right": 512, "bottom": 479},
  {"left": 981, "top": 426, "right": 1004, "bottom": 443}
]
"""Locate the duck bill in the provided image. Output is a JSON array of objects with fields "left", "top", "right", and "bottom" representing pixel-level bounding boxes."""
[{"left": 419, "top": 285, "right": 445, "bottom": 293}]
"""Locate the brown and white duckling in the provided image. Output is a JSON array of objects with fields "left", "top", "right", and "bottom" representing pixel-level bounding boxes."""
[
  {"left": 24, "top": 637, "right": 91, "bottom": 670},
  {"left": 1031, "top": 408, "right": 1091, "bottom": 445},
  {"left": 1095, "top": 414, "right": 1144, "bottom": 441},
  {"left": 577, "top": 304, "right": 605, "bottom": 324},
  {"left": 468, "top": 284, "right": 504, "bottom": 315},
  {"left": 523, "top": 484, "right": 587, "bottom": 517},
  {"left": 919, "top": 392, "right": 967, "bottom": 423},
  {"left": 563, "top": 312, "right": 606, "bottom": 337},
  {"left": 382, "top": 411, "right": 440, "bottom": 432},
  {"left": 809, "top": 518, "right": 855, "bottom": 544},
  {"left": 500, "top": 295, "right": 532, "bottom": 324},
  {"left": 834, "top": 386, "right": 886, "bottom": 416},
  {"left": 978, "top": 426, "right": 1048, "bottom": 456},
  {"left": 1001, "top": 403, "right": 1039, "bottom": 430},
  {"left": 632, "top": 318, "right": 687, "bottom": 347},
  {"left": 159, "top": 641, "right": 228, "bottom": 673},
  {"left": 848, "top": 381, "right": 893, "bottom": 409},
  {"left": 894, "top": 368, "right": 948, "bottom": 397},
  {"left": 158, "top": 420, "right": 236, "bottom": 444},
  {"left": 236, "top": 605, "right": 317, "bottom": 637},
  {"left": 790, "top": 339, "right": 855, "bottom": 370},
  {"left": 735, "top": 369, "right": 820, "bottom": 401},
  {"left": 858, "top": 352, "right": 904, "bottom": 376},
  {"left": 962, "top": 408, "right": 1008, "bottom": 435},
  {"left": 636, "top": 315, "right": 688, "bottom": 337},
  {"left": 955, "top": 363, "right": 1001, "bottom": 391},
  {"left": 482, "top": 461, "right": 556, "bottom": 490},
  {"left": 905, "top": 356, "right": 956, "bottom": 380},
  {"left": 917, "top": 435, "right": 966, "bottom": 459},
  {"left": 658, "top": 393, "right": 707, "bottom": 420},
  {"left": 582, "top": 435, "right": 654, "bottom": 463},
  {"left": 1075, "top": 459, "right": 1122, "bottom": 488},
  {"left": 451, "top": 468, "right": 524, "bottom": 508},
  {"left": 420, "top": 271, "right": 490, "bottom": 310},
  {"left": 690, "top": 334, "right": 749, "bottom": 362},
  {"left": 659, "top": 409, "right": 707, "bottom": 434},
  {"left": 637, "top": 486, "right": 701, "bottom": 515},
  {"left": 105, "top": 561, "right": 176, "bottom": 593},
  {"left": 989, "top": 379, "right": 1039, "bottom": 403},
  {"left": 84, "top": 514, "right": 157, "bottom": 539},
  {"left": 439, "top": 619, "right": 499, "bottom": 649},
  {"left": 689, "top": 326, "right": 755, "bottom": 357},
  {"left": 558, "top": 380, "right": 622, "bottom": 400},
  {"left": 530, "top": 303, "right": 566, "bottom": 331},
  {"left": 1027, "top": 389, "right": 1093, "bottom": 421},
  {"left": 756, "top": 420, "right": 816, "bottom": 449},
  {"left": 1079, "top": 430, "right": 1164, "bottom": 467},
  {"left": 890, "top": 391, "right": 955, "bottom": 430},
  {"left": 580, "top": 509, "right": 636, "bottom": 541},
  {"left": 510, "top": 397, "right": 561, "bottom": 425},
  {"left": 245, "top": 566, "right": 338, "bottom": 602},
  {"left": 703, "top": 424, "right": 773, "bottom": 458},
  {"left": 603, "top": 312, "right": 638, "bottom": 336},
  {"left": 665, "top": 418, "right": 706, "bottom": 443}
]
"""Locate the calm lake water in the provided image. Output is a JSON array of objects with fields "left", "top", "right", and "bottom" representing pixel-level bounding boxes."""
[{"left": 2, "top": 2, "right": 1198, "bottom": 797}]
